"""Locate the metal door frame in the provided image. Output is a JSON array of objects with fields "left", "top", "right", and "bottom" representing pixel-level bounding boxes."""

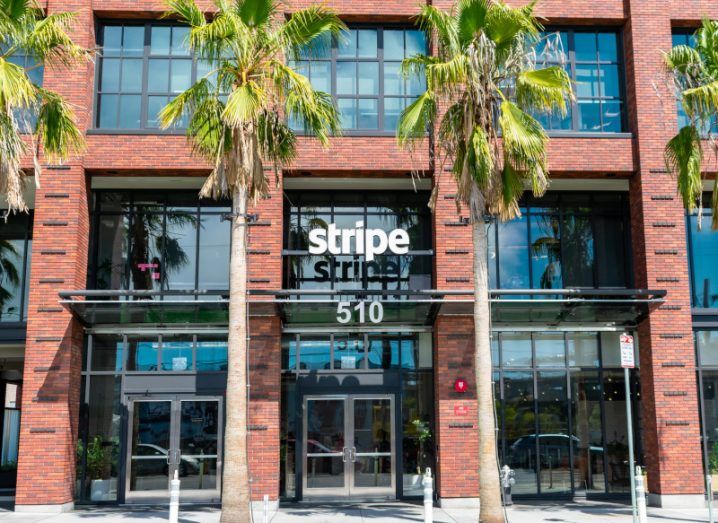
[
  {"left": 302, "top": 394, "right": 395, "bottom": 500},
  {"left": 124, "top": 395, "right": 223, "bottom": 504}
]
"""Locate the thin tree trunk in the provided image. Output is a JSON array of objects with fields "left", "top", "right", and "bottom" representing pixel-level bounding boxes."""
[
  {"left": 473, "top": 216, "right": 504, "bottom": 523},
  {"left": 221, "top": 186, "right": 251, "bottom": 523}
]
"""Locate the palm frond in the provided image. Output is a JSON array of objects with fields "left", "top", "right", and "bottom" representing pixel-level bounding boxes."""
[
  {"left": 22, "top": 12, "right": 87, "bottom": 66},
  {"left": 664, "top": 44, "right": 702, "bottom": 74},
  {"left": 0, "top": 0, "right": 30, "bottom": 21},
  {"left": 664, "top": 125, "right": 703, "bottom": 215},
  {"left": 279, "top": 6, "right": 346, "bottom": 61},
  {"left": 397, "top": 90, "right": 437, "bottom": 146},
  {"left": 457, "top": 0, "right": 488, "bottom": 46},
  {"left": 35, "top": 87, "right": 85, "bottom": 162},
  {"left": 468, "top": 125, "right": 493, "bottom": 189},
  {"left": 165, "top": 0, "right": 206, "bottom": 27},
  {"left": 681, "top": 80, "right": 718, "bottom": 119},
  {"left": 222, "top": 80, "right": 267, "bottom": 127},
  {"left": 0, "top": 109, "right": 27, "bottom": 213},
  {"left": 485, "top": 0, "right": 539, "bottom": 49},
  {"left": 0, "top": 57, "right": 36, "bottom": 108},
  {"left": 237, "top": 0, "right": 275, "bottom": 28},
  {"left": 425, "top": 53, "right": 469, "bottom": 91},
  {"left": 516, "top": 66, "right": 572, "bottom": 115},
  {"left": 159, "top": 77, "right": 212, "bottom": 129},
  {"left": 414, "top": 4, "right": 460, "bottom": 56}
]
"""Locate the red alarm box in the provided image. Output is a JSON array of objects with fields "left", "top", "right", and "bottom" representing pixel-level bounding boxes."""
[{"left": 454, "top": 378, "right": 468, "bottom": 393}]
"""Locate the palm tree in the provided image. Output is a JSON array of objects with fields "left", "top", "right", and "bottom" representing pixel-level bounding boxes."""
[
  {"left": 159, "top": 0, "right": 345, "bottom": 520},
  {"left": 396, "top": 1, "right": 572, "bottom": 521},
  {"left": 0, "top": 0, "right": 86, "bottom": 213},
  {"left": 663, "top": 18, "right": 718, "bottom": 230}
]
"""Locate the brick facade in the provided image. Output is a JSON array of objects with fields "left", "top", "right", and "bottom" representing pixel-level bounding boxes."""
[{"left": 7, "top": 0, "right": 714, "bottom": 511}]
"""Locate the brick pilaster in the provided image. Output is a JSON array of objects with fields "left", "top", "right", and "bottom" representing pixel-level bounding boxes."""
[{"left": 624, "top": 0, "right": 704, "bottom": 499}]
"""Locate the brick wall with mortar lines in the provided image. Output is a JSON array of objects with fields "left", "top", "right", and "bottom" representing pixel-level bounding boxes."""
[{"left": 10, "top": 0, "right": 718, "bottom": 506}]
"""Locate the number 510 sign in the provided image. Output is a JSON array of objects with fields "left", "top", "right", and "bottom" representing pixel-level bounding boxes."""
[{"left": 336, "top": 300, "right": 384, "bottom": 324}]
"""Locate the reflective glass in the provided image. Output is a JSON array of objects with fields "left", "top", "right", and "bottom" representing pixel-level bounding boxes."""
[
  {"left": 575, "top": 64, "right": 599, "bottom": 98},
  {"left": 129, "top": 400, "right": 171, "bottom": 491},
  {"left": 698, "top": 331, "right": 718, "bottom": 366},
  {"left": 357, "top": 30, "right": 378, "bottom": 58},
  {"left": 306, "top": 399, "right": 345, "bottom": 488},
  {"left": 103, "top": 26, "right": 122, "bottom": 56},
  {"left": 309, "top": 62, "right": 330, "bottom": 92},
  {"left": 562, "top": 214, "right": 594, "bottom": 287},
  {"left": 690, "top": 214, "right": 718, "bottom": 307},
  {"left": 98, "top": 95, "right": 118, "bottom": 128},
  {"left": 337, "top": 98, "right": 355, "bottom": 128},
  {"left": 338, "top": 30, "right": 358, "bottom": 57},
  {"left": 161, "top": 337, "right": 193, "bottom": 371},
  {"left": 333, "top": 335, "right": 365, "bottom": 369},
  {"left": 151, "top": 26, "right": 171, "bottom": 55},
  {"left": 195, "top": 340, "right": 228, "bottom": 371},
  {"left": 402, "top": 371, "right": 434, "bottom": 494},
  {"left": 82, "top": 375, "right": 121, "bottom": 501},
  {"left": 336, "top": 61, "right": 356, "bottom": 95},
  {"left": 162, "top": 211, "right": 197, "bottom": 293},
  {"left": 597, "top": 33, "right": 618, "bottom": 61},
  {"left": 577, "top": 100, "right": 601, "bottom": 131},
  {"left": 535, "top": 333, "right": 565, "bottom": 367},
  {"left": 700, "top": 369, "right": 718, "bottom": 488},
  {"left": 147, "top": 96, "right": 169, "bottom": 128},
  {"left": 148, "top": 59, "right": 170, "bottom": 92},
  {"left": 171, "top": 26, "right": 190, "bottom": 55},
  {"left": 197, "top": 213, "right": 230, "bottom": 291},
  {"left": 368, "top": 334, "right": 400, "bottom": 369},
  {"left": 601, "top": 101, "right": 623, "bottom": 133},
  {"left": 406, "top": 31, "right": 425, "bottom": 58},
  {"left": 599, "top": 64, "right": 621, "bottom": 98},
  {"left": 567, "top": 332, "right": 600, "bottom": 367},
  {"left": 503, "top": 371, "right": 538, "bottom": 494},
  {"left": 603, "top": 370, "right": 633, "bottom": 493},
  {"left": 530, "top": 213, "right": 562, "bottom": 289},
  {"left": 571, "top": 370, "right": 605, "bottom": 493},
  {"left": 179, "top": 401, "right": 219, "bottom": 488},
  {"left": 91, "top": 334, "right": 124, "bottom": 371},
  {"left": 122, "top": 26, "right": 145, "bottom": 56},
  {"left": 498, "top": 216, "right": 529, "bottom": 288},
  {"left": 101, "top": 58, "right": 121, "bottom": 91},
  {"left": 358, "top": 63, "right": 379, "bottom": 95},
  {"left": 574, "top": 32, "right": 598, "bottom": 61},
  {"left": 299, "top": 336, "right": 331, "bottom": 370},
  {"left": 119, "top": 95, "right": 142, "bottom": 128},
  {"left": 121, "top": 59, "right": 143, "bottom": 91},
  {"left": 384, "top": 30, "right": 404, "bottom": 60},
  {"left": 357, "top": 98, "right": 378, "bottom": 129},
  {"left": 282, "top": 336, "right": 298, "bottom": 370},
  {"left": 537, "top": 371, "right": 571, "bottom": 494},
  {"left": 126, "top": 338, "right": 159, "bottom": 371},
  {"left": 501, "top": 333, "right": 532, "bottom": 367}
]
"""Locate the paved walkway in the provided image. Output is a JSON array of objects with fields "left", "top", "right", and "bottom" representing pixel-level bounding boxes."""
[{"left": 0, "top": 501, "right": 710, "bottom": 522}]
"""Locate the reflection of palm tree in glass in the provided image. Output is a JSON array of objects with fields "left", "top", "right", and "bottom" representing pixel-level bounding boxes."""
[
  {"left": 130, "top": 213, "right": 195, "bottom": 291},
  {"left": 531, "top": 215, "right": 561, "bottom": 289},
  {"left": 0, "top": 240, "right": 20, "bottom": 320},
  {"left": 290, "top": 214, "right": 329, "bottom": 289}
]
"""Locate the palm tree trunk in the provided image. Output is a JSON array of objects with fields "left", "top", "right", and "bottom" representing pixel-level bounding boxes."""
[
  {"left": 221, "top": 186, "right": 251, "bottom": 523},
  {"left": 473, "top": 216, "right": 504, "bottom": 523}
]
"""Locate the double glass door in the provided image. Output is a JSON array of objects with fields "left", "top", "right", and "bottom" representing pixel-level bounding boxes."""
[
  {"left": 303, "top": 395, "right": 395, "bottom": 499},
  {"left": 125, "top": 397, "right": 222, "bottom": 503}
]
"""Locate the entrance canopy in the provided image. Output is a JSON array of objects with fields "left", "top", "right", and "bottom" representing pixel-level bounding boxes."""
[{"left": 59, "top": 288, "right": 665, "bottom": 328}]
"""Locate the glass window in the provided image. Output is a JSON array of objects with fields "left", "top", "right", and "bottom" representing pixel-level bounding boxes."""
[
  {"left": 3, "top": 48, "right": 44, "bottom": 131},
  {"left": 0, "top": 212, "right": 32, "bottom": 323},
  {"left": 501, "top": 333, "right": 532, "bottom": 367},
  {"left": 689, "top": 207, "right": 718, "bottom": 308},
  {"left": 536, "top": 30, "right": 625, "bottom": 132},
  {"left": 96, "top": 23, "right": 202, "bottom": 130},
  {"left": 568, "top": 332, "right": 600, "bottom": 367},
  {"left": 535, "top": 333, "right": 565, "bottom": 367},
  {"left": 91, "top": 334, "right": 124, "bottom": 371},
  {"left": 291, "top": 27, "right": 427, "bottom": 132},
  {"left": 284, "top": 191, "right": 432, "bottom": 294},
  {"left": 126, "top": 337, "right": 159, "bottom": 371},
  {"left": 91, "top": 191, "right": 231, "bottom": 294},
  {"left": 698, "top": 331, "right": 718, "bottom": 366},
  {"left": 489, "top": 192, "right": 630, "bottom": 290},
  {"left": 160, "top": 336, "right": 193, "bottom": 371},
  {"left": 368, "top": 334, "right": 400, "bottom": 369},
  {"left": 299, "top": 335, "right": 331, "bottom": 371},
  {"left": 671, "top": 31, "right": 718, "bottom": 134},
  {"left": 79, "top": 375, "right": 121, "bottom": 501},
  {"left": 195, "top": 338, "right": 228, "bottom": 371},
  {"left": 401, "top": 371, "right": 435, "bottom": 495}
]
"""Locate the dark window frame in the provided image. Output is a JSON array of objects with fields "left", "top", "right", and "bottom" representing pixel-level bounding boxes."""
[
  {"left": 489, "top": 191, "right": 633, "bottom": 290},
  {"left": 88, "top": 190, "right": 231, "bottom": 294},
  {"left": 291, "top": 24, "right": 428, "bottom": 136},
  {"left": 0, "top": 211, "right": 33, "bottom": 325},
  {"left": 540, "top": 27, "right": 628, "bottom": 134},
  {"left": 93, "top": 21, "right": 206, "bottom": 132}
]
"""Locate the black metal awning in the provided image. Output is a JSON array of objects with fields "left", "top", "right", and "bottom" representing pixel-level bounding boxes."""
[{"left": 59, "top": 288, "right": 665, "bottom": 328}]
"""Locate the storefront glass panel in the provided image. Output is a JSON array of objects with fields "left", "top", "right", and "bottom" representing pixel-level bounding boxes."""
[
  {"left": 0, "top": 212, "right": 33, "bottom": 323},
  {"left": 688, "top": 203, "right": 718, "bottom": 308},
  {"left": 494, "top": 331, "right": 641, "bottom": 497}
]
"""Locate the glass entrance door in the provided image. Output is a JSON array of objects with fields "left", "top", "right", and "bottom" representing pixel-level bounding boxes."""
[
  {"left": 303, "top": 395, "right": 395, "bottom": 499},
  {"left": 125, "top": 397, "right": 222, "bottom": 503}
]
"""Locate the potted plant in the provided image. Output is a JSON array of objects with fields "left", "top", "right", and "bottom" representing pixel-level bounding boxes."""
[
  {"left": 403, "top": 419, "right": 432, "bottom": 495},
  {"left": 86, "top": 435, "right": 113, "bottom": 501}
]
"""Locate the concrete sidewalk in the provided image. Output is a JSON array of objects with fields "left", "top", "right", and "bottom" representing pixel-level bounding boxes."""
[{"left": 0, "top": 502, "right": 710, "bottom": 522}]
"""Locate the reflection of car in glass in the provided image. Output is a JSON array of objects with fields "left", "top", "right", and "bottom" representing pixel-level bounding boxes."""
[
  {"left": 508, "top": 434, "right": 603, "bottom": 468},
  {"left": 136, "top": 443, "right": 200, "bottom": 476}
]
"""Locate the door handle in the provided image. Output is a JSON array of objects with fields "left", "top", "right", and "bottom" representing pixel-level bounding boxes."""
[
  {"left": 342, "top": 447, "right": 347, "bottom": 463},
  {"left": 350, "top": 447, "right": 356, "bottom": 462}
]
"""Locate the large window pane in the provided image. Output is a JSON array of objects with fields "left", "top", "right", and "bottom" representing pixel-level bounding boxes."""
[
  {"left": 501, "top": 333, "right": 532, "bottom": 367},
  {"left": 196, "top": 338, "right": 228, "bottom": 371},
  {"left": 603, "top": 370, "right": 634, "bottom": 493},
  {"left": 698, "top": 331, "right": 718, "bottom": 366},
  {"left": 571, "top": 370, "right": 605, "bottom": 493},
  {"left": 562, "top": 214, "right": 594, "bottom": 287},
  {"left": 81, "top": 375, "right": 121, "bottom": 501},
  {"left": 299, "top": 336, "right": 331, "bottom": 371},
  {"left": 690, "top": 213, "right": 718, "bottom": 308},
  {"left": 91, "top": 334, "right": 124, "bottom": 372},
  {"left": 535, "top": 333, "right": 565, "bottom": 367},
  {"left": 161, "top": 336, "right": 193, "bottom": 371},
  {"left": 530, "top": 213, "right": 562, "bottom": 289},
  {"left": 162, "top": 211, "right": 197, "bottom": 293},
  {"left": 537, "top": 371, "right": 571, "bottom": 494},
  {"left": 126, "top": 337, "right": 159, "bottom": 371},
  {"left": 198, "top": 214, "right": 230, "bottom": 291},
  {"left": 498, "top": 217, "right": 529, "bottom": 288},
  {"left": 0, "top": 214, "right": 31, "bottom": 323},
  {"left": 402, "top": 371, "right": 435, "bottom": 495},
  {"left": 503, "top": 371, "right": 538, "bottom": 494}
]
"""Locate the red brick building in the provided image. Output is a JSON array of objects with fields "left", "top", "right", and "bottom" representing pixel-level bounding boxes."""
[{"left": 1, "top": 0, "right": 716, "bottom": 514}]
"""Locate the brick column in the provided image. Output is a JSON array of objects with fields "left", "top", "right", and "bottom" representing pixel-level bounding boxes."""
[
  {"left": 15, "top": 168, "right": 90, "bottom": 512},
  {"left": 14, "top": 0, "right": 93, "bottom": 511},
  {"left": 624, "top": 0, "right": 705, "bottom": 507},
  {"left": 434, "top": 316, "right": 479, "bottom": 506},
  {"left": 246, "top": 181, "right": 283, "bottom": 505}
]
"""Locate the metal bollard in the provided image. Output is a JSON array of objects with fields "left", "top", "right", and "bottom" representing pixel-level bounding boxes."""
[
  {"left": 422, "top": 468, "right": 433, "bottom": 523},
  {"left": 635, "top": 466, "right": 648, "bottom": 523},
  {"left": 263, "top": 494, "right": 269, "bottom": 523},
  {"left": 169, "top": 470, "right": 180, "bottom": 523},
  {"left": 708, "top": 475, "right": 715, "bottom": 523},
  {"left": 500, "top": 465, "right": 516, "bottom": 506}
]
